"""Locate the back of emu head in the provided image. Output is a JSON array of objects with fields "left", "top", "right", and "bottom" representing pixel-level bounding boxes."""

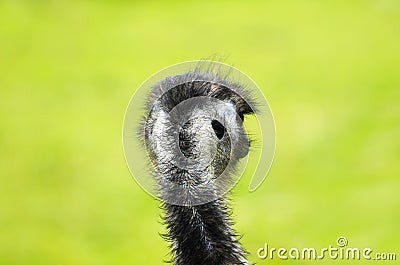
[{"left": 142, "top": 72, "right": 254, "bottom": 203}]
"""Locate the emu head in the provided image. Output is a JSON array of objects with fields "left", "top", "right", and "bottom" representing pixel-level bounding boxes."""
[{"left": 142, "top": 72, "right": 254, "bottom": 205}]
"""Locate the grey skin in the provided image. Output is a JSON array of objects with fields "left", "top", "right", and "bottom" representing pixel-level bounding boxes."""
[{"left": 141, "top": 71, "right": 255, "bottom": 265}]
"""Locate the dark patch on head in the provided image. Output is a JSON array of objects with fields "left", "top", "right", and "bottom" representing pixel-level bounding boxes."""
[{"left": 146, "top": 72, "right": 256, "bottom": 122}]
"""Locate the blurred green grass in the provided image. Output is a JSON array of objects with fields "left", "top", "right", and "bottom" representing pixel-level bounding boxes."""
[{"left": 1, "top": 1, "right": 399, "bottom": 264}]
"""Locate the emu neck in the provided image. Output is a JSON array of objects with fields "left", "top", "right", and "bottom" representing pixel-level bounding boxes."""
[{"left": 163, "top": 199, "right": 247, "bottom": 265}]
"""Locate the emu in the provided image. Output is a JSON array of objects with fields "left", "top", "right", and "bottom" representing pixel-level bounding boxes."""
[{"left": 141, "top": 69, "right": 255, "bottom": 265}]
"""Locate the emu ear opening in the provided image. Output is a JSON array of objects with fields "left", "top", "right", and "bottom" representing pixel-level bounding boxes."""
[{"left": 211, "top": 120, "right": 226, "bottom": 140}]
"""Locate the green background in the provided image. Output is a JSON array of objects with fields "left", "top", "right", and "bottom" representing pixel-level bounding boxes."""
[{"left": 1, "top": 1, "right": 399, "bottom": 264}]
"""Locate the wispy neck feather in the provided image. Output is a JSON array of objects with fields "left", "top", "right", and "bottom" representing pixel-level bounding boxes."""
[{"left": 163, "top": 200, "right": 248, "bottom": 265}]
